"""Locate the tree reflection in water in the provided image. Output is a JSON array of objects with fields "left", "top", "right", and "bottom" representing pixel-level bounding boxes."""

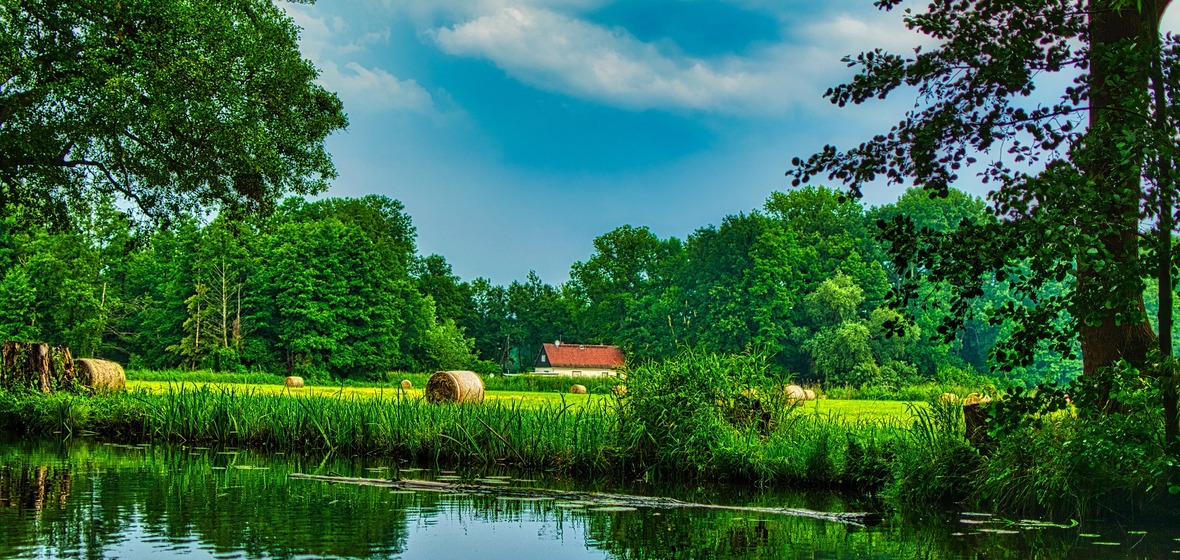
[{"left": 0, "top": 438, "right": 1177, "bottom": 559}]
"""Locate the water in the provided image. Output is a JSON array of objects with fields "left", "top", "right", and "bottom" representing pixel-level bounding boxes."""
[{"left": 1, "top": 438, "right": 1177, "bottom": 559}]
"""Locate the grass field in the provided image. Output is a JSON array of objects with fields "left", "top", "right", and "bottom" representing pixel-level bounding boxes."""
[{"left": 125, "top": 379, "right": 918, "bottom": 424}]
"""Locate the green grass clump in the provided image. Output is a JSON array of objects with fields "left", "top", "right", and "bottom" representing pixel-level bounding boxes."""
[{"left": 0, "top": 353, "right": 990, "bottom": 501}]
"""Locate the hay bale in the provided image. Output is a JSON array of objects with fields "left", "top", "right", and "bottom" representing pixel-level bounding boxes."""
[
  {"left": 962, "top": 392, "right": 991, "bottom": 406},
  {"left": 570, "top": 384, "right": 587, "bottom": 395},
  {"left": 400, "top": 379, "right": 413, "bottom": 390},
  {"left": 784, "top": 384, "right": 806, "bottom": 401},
  {"left": 75, "top": 359, "right": 125, "bottom": 392},
  {"left": 284, "top": 376, "right": 304, "bottom": 388},
  {"left": 611, "top": 385, "right": 627, "bottom": 396},
  {"left": 426, "top": 370, "right": 485, "bottom": 404},
  {"left": 939, "top": 392, "right": 960, "bottom": 405},
  {"left": 803, "top": 389, "right": 816, "bottom": 401}
]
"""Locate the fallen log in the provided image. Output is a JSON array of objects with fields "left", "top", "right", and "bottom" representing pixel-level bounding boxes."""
[{"left": 288, "top": 473, "right": 882, "bottom": 526}]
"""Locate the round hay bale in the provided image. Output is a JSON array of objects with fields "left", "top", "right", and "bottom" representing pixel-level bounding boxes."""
[
  {"left": 75, "top": 359, "right": 125, "bottom": 392},
  {"left": 426, "top": 370, "right": 484, "bottom": 404},
  {"left": 939, "top": 392, "right": 960, "bottom": 405},
  {"left": 803, "top": 389, "right": 816, "bottom": 401},
  {"left": 400, "top": 379, "right": 413, "bottom": 390},
  {"left": 611, "top": 385, "right": 628, "bottom": 396},
  {"left": 284, "top": 376, "right": 304, "bottom": 388},
  {"left": 570, "top": 384, "right": 587, "bottom": 395},
  {"left": 784, "top": 384, "right": 806, "bottom": 401},
  {"left": 962, "top": 393, "right": 991, "bottom": 406}
]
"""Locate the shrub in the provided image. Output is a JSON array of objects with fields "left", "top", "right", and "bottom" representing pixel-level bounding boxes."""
[{"left": 620, "top": 349, "right": 787, "bottom": 476}]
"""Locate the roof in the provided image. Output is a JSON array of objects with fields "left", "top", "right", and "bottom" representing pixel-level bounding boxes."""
[{"left": 539, "top": 343, "right": 625, "bottom": 369}]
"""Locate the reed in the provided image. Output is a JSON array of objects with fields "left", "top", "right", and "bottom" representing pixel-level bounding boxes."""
[{"left": 0, "top": 374, "right": 931, "bottom": 491}]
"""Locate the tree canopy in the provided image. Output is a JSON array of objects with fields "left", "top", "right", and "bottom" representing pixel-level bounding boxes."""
[
  {"left": 1, "top": 0, "right": 347, "bottom": 226},
  {"left": 789, "top": 0, "right": 1180, "bottom": 447}
]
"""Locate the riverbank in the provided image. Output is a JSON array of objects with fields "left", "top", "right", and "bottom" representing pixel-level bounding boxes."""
[
  {"left": 3, "top": 361, "right": 1172, "bottom": 520},
  {"left": 0, "top": 384, "right": 924, "bottom": 490}
]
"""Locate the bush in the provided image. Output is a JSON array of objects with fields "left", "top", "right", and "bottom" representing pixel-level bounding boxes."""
[
  {"left": 974, "top": 363, "right": 1169, "bottom": 517},
  {"left": 620, "top": 349, "right": 788, "bottom": 476}
]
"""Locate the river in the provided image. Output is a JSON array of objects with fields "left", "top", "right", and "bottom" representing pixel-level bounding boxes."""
[{"left": 0, "top": 437, "right": 1175, "bottom": 559}]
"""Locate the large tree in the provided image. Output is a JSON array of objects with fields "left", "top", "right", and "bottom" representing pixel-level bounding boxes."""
[
  {"left": 2, "top": 0, "right": 346, "bottom": 225},
  {"left": 790, "top": 1, "right": 1178, "bottom": 415}
]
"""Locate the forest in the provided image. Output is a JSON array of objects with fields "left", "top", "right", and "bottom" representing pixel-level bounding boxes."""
[{"left": 0, "top": 185, "right": 1095, "bottom": 387}]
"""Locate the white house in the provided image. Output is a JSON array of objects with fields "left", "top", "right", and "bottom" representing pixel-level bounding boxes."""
[{"left": 533, "top": 342, "right": 624, "bottom": 377}]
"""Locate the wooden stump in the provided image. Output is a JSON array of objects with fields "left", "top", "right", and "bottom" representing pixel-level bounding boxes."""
[
  {"left": 963, "top": 399, "right": 992, "bottom": 448},
  {"left": 1, "top": 341, "right": 75, "bottom": 393}
]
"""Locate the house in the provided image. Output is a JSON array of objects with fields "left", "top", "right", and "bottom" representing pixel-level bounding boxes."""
[{"left": 533, "top": 341, "right": 625, "bottom": 377}]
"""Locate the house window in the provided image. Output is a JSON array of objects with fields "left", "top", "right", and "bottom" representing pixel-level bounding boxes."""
[{"left": 540, "top": 355, "right": 547, "bottom": 363}]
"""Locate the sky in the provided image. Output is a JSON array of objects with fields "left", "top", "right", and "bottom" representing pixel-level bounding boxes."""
[{"left": 281, "top": 1, "right": 1180, "bottom": 286}]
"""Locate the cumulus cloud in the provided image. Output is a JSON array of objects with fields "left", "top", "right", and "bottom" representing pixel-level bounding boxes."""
[
  {"left": 284, "top": 5, "right": 438, "bottom": 115},
  {"left": 430, "top": 5, "right": 922, "bottom": 116},
  {"left": 318, "top": 61, "right": 435, "bottom": 114},
  {"left": 433, "top": 6, "right": 781, "bottom": 113}
]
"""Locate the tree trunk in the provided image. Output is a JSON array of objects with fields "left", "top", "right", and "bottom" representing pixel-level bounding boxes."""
[
  {"left": 0, "top": 341, "right": 76, "bottom": 393},
  {"left": 1079, "top": 1, "right": 1164, "bottom": 407},
  {"left": 1143, "top": 0, "right": 1180, "bottom": 461}
]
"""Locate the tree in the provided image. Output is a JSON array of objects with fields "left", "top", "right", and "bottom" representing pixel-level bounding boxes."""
[
  {"left": 2, "top": 0, "right": 347, "bottom": 225},
  {"left": 568, "top": 225, "right": 682, "bottom": 354},
  {"left": 788, "top": 1, "right": 1179, "bottom": 414},
  {"left": 423, "top": 319, "right": 478, "bottom": 371},
  {"left": 0, "top": 265, "right": 36, "bottom": 341},
  {"left": 675, "top": 213, "right": 802, "bottom": 364},
  {"left": 414, "top": 254, "right": 476, "bottom": 330},
  {"left": 505, "top": 272, "right": 575, "bottom": 372}
]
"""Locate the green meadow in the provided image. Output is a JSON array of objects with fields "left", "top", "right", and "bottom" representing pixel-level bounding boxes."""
[{"left": 124, "top": 379, "right": 916, "bottom": 424}]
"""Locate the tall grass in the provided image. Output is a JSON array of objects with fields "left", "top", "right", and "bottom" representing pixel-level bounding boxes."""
[
  {"left": 0, "top": 384, "right": 621, "bottom": 472},
  {"left": 1, "top": 353, "right": 984, "bottom": 500}
]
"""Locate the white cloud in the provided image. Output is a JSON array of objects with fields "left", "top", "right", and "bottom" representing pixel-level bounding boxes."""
[
  {"left": 284, "top": 5, "right": 438, "bottom": 115},
  {"left": 319, "top": 61, "right": 435, "bottom": 114},
  {"left": 430, "top": 5, "right": 922, "bottom": 116},
  {"left": 433, "top": 6, "right": 781, "bottom": 113}
]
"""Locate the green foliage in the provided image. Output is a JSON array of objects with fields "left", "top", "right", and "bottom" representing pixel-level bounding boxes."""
[
  {"left": 807, "top": 322, "right": 874, "bottom": 384},
  {"left": 972, "top": 362, "right": 1174, "bottom": 516},
  {"left": 0, "top": 265, "right": 36, "bottom": 341},
  {"left": 803, "top": 272, "right": 863, "bottom": 326},
  {"left": 620, "top": 350, "right": 787, "bottom": 475},
  {"left": 2, "top": 0, "right": 347, "bottom": 226},
  {"left": 423, "top": 319, "right": 478, "bottom": 371}
]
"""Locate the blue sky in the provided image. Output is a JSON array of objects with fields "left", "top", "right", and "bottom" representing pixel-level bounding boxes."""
[{"left": 282, "top": 1, "right": 1180, "bottom": 286}]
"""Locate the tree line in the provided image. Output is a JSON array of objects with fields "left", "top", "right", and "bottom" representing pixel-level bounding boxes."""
[{"left": 0, "top": 186, "right": 1079, "bottom": 386}]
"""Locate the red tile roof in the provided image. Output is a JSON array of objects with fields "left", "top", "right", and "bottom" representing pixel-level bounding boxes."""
[{"left": 539, "top": 343, "right": 625, "bottom": 369}]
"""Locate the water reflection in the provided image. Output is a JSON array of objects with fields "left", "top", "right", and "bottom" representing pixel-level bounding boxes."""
[{"left": 0, "top": 438, "right": 1178, "bottom": 559}]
